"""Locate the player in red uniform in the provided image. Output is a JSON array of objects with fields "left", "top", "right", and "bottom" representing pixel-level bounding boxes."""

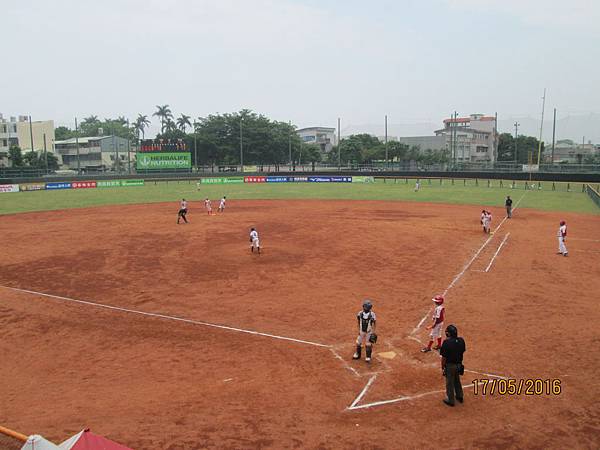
[{"left": 421, "top": 295, "right": 445, "bottom": 352}]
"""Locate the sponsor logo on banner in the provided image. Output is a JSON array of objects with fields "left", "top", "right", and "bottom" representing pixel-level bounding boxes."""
[
  {"left": 97, "top": 180, "right": 122, "bottom": 188},
  {"left": 330, "top": 176, "right": 352, "bottom": 182},
  {"left": 352, "top": 176, "right": 374, "bottom": 183},
  {"left": 243, "top": 165, "right": 258, "bottom": 173},
  {"left": 121, "top": 179, "right": 144, "bottom": 186},
  {"left": 266, "top": 176, "right": 289, "bottom": 183},
  {"left": 19, "top": 183, "right": 46, "bottom": 191},
  {"left": 0, "top": 184, "right": 19, "bottom": 193},
  {"left": 308, "top": 177, "right": 332, "bottom": 182},
  {"left": 45, "top": 182, "right": 72, "bottom": 190},
  {"left": 223, "top": 177, "right": 244, "bottom": 184},
  {"left": 200, "top": 178, "right": 225, "bottom": 184},
  {"left": 244, "top": 176, "right": 266, "bottom": 183},
  {"left": 290, "top": 176, "right": 308, "bottom": 182},
  {"left": 72, "top": 181, "right": 97, "bottom": 189},
  {"left": 136, "top": 152, "right": 191, "bottom": 169}
]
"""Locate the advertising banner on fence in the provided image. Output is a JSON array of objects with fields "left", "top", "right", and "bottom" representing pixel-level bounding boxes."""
[
  {"left": 243, "top": 165, "right": 258, "bottom": 173},
  {"left": 121, "top": 179, "right": 145, "bottom": 186},
  {"left": 352, "top": 176, "right": 374, "bottom": 183},
  {"left": 244, "top": 176, "right": 266, "bottom": 183},
  {"left": 266, "top": 176, "right": 289, "bottom": 183},
  {"left": 19, "top": 183, "right": 46, "bottom": 191},
  {"left": 136, "top": 152, "right": 191, "bottom": 170},
  {"left": 72, "top": 181, "right": 97, "bottom": 189},
  {"left": 223, "top": 177, "right": 244, "bottom": 184},
  {"left": 0, "top": 184, "right": 19, "bottom": 193},
  {"left": 45, "top": 182, "right": 72, "bottom": 190},
  {"left": 97, "top": 180, "right": 122, "bottom": 188},
  {"left": 200, "top": 178, "right": 225, "bottom": 184},
  {"left": 522, "top": 164, "right": 539, "bottom": 172},
  {"left": 289, "top": 176, "right": 308, "bottom": 182},
  {"left": 330, "top": 176, "right": 352, "bottom": 182}
]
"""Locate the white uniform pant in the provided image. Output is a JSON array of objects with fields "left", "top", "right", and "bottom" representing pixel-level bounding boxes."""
[
  {"left": 430, "top": 322, "right": 443, "bottom": 339},
  {"left": 252, "top": 238, "right": 260, "bottom": 248},
  {"left": 356, "top": 331, "right": 373, "bottom": 347},
  {"left": 558, "top": 236, "right": 567, "bottom": 254}
]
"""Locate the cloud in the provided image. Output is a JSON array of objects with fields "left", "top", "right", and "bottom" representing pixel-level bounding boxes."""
[{"left": 445, "top": 0, "right": 600, "bottom": 32}]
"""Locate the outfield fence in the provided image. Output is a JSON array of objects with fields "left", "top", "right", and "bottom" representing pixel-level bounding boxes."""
[{"left": 585, "top": 184, "right": 600, "bottom": 208}]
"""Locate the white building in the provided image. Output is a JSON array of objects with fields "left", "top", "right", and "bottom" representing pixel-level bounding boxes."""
[
  {"left": 297, "top": 127, "right": 337, "bottom": 153},
  {"left": 54, "top": 135, "right": 131, "bottom": 172},
  {"left": 436, "top": 114, "right": 498, "bottom": 162},
  {"left": 0, "top": 114, "right": 56, "bottom": 167}
]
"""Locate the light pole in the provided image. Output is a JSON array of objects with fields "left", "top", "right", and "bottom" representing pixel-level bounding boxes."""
[
  {"left": 384, "top": 115, "right": 388, "bottom": 168},
  {"left": 514, "top": 122, "right": 520, "bottom": 163},
  {"left": 75, "top": 117, "right": 81, "bottom": 174},
  {"left": 239, "top": 116, "right": 243, "bottom": 171},
  {"left": 288, "top": 120, "right": 292, "bottom": 171},
  {"left": 337, "top": 117, "right": 341, "bottom": 170}
]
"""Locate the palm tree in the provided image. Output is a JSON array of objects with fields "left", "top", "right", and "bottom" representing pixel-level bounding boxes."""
[
  {"left": 135, "top": 114, "right": 151, "bottom": 140},
  {"left": 153, "top": 105, "right": 172, "bottom": 133},
  {"left": 81, "top": 115, "right": 100, "bottom": 126},
  {"left": 164, "top": 118, "right": 177, "bottom": 134},
  {"left": 177, "top": 114, "right": 192, "bottom": 133}
]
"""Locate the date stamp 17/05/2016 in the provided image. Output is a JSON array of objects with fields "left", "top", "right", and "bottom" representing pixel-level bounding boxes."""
[{"left": 472, "top": 378, "right": 562, "bottom": 396}]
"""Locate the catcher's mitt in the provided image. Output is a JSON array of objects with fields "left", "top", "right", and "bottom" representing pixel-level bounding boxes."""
[{"left": 369, "top": 333, "right": 378, "bottom": 344}]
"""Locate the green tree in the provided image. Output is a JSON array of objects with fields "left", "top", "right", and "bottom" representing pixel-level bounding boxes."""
[
  {"left": 498, "top": 133, "right": 544, "bottom": 164},
  {"left": 153, "top": 105, "right": 173, "bottom": 133},
  {"left": 177, "top": 114, "right": 192, "bottom": 133},
  {"left": 8, "top": 146, "right": 23, "bottom": 167},
  {"left": 55, "top": 126, "right": 74, "bottom": 140}
]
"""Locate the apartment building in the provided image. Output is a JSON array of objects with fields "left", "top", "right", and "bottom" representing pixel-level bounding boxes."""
[
  {"left": 297, "top": 127, "right": 337, "bottom": 153},
  {"left": 54, "top": 135, "right": 131, "bottom": 171},
  {"left": 0, "top": 114, "right": 55, "bottom": 167}
]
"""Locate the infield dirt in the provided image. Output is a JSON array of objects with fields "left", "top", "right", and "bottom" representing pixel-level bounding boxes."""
[{"left": 1, "top": 200, "right": 599, "bottom": 449}]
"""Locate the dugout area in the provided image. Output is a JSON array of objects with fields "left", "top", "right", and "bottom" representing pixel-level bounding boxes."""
[{"left": 1, "top": 199, "right": 599, "bottom": 449}]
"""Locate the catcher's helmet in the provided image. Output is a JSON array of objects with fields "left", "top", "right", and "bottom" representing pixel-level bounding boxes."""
[
  {"left": 362, "top": 299, "right": 373, "bottom": 311},
  {"left": 432, "top": 295, "right": 444, "bottom": 304},
  {"left": 445, "top": 324, "right": 458, "bottom": 337}
]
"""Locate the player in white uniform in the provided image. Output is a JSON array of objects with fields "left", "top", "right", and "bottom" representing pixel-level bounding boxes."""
[
  {"left": 415, "top": 180, "right": 420, "bottom": 192},
  {"left": 250, "top": 228, "right": 260, "bottom": 254},
  {"left": 421, "top": 295, "right": 445, "bottom": 352},
  {"left": 177, "top": 199, "right": 188, "bottom": 224},
  {"left": 353, "top": 300, "right": 377, "bottom": 362},
  {"left": 204, "top": 198, "right": 213, "bottom": 215},
  {"left": 557, "top": 220, "right": 568, "bottom": 256},
  {"left": 218, "top": 196, "right": 226, "bottom": 212},
  {"left": 481, "top": 210, "right": 492, "bottom": 234}
]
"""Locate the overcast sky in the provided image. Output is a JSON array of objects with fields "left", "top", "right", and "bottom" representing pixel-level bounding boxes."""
[{"left": 2, "top": 0, "right": 599, "bottom": 137}]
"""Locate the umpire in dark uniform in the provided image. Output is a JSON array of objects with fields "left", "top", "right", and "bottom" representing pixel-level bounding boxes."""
[
  {"left": 440, "top": 324, "right": 466, "bottom": 406},
  {"left": 505, "top": 195, "right": 513, "bottom": 218}
]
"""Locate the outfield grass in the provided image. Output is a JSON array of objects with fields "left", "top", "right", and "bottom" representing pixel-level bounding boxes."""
[{"left": 1, "top": 179, "right": 598, "bottom": 215}]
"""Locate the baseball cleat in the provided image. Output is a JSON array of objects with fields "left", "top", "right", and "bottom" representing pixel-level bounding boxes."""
[
  {"left": 365, "top": 357, "right": 371, "bottom": 363},
  {"left": 352, "top": 353, "right": 360, "bottom": 360},
  {"left": 421, "top": 347, "right": 431, "bottom": 353},
  {"left": 433, "top": 345, "right": 441, "bottom": 350}
]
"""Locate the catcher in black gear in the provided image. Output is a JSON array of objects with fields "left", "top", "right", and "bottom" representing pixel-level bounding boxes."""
[{"left": 353, "top": 299, "right": 377, "bottom": 363}]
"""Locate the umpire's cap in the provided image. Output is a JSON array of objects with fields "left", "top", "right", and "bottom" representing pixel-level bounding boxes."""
[{"left": 445, "top": 324, "right": 458, "bottom": 337}]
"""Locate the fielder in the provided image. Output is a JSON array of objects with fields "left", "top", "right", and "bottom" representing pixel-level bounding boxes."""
[
  {"left": 218, "top": 196, "right": 227, "bottom": 212},
  {"left": 421, "top": 295, "right": 445, "bottom": 352},
  {"left": 250, "top": 227, "right": 260, "bottom": 254},
  {"left": 204, "top": 198, "right": 213, "bottom": 215},
  {"left": 557, "top": 220, "right": 568, "bottom": 256},
  {"left": 415, "top": 180, "right": 421, "bottom": 192},
  {"left": 177, "top": 198, "right": 188, "bottom": 224},
  {"left": 353, "top": 300, "right": 377, "bottom": 362}
]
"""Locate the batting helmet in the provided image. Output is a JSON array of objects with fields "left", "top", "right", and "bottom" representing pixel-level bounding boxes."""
[
  {"left": 560, "top": 220, "right": 566, "bottom": 226},
  {"left": 432, "top": 295, "right": 444, "bottom": 305},
  {"left": 445, "top": 324, "right": 458, "bottom": 337},
  {"left": 362, "top": 300, "right": 373, "bottom": 311}
]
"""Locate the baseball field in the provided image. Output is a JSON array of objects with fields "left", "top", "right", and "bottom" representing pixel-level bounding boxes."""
[{"left": 1, "top": 179, "right": 599, "bottom": 449}]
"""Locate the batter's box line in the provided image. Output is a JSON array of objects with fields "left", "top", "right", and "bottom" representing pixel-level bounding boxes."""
[{"left": 346, "top": 367, "right": 509, "bottom": 411}]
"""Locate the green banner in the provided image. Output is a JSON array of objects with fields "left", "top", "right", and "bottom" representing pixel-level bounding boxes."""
[
  {"left": 97, "top": 180, "right": 122, "bottom": 188},
  {"left": 352, "top": 176, "right": 375, "bottom": 183},
  {"left": 97, "top": 179, "right": 145, "bottom": 188},
  {"left": 200, "top": 177, "right": 225, "bottom": 184},
  {"left": 223, "top": 177, "right": 244, "bottom": 184},
  {"left": 121, "top": 179, "right": 145, "bottom": 186},
  {"left": 136, "top": 152, "right": 191, "bottom": 169}
]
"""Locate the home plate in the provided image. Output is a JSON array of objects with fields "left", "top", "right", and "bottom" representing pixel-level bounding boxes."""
[{"left": 378, "top": 351, "right": 397, "bottom": 360}]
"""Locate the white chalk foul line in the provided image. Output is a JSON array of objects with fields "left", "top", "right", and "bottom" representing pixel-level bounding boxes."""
[
  {"left": 330, "top": 348, "right": 361, "bottom": 377},
  {"left": 347, "top": 384, "right": 475, "bottom": 410},
  {"left": 484, "top": 233, "right": 510, "bottom": 273},
  {"left": 411, "top": 192, "right": 526, "bottom": 336},
  {"left": 0, "top": 285, "right": 331, "bottom": 349},
  {"left": 348, "top": 374, "right": 378, "bottom": 409}
]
